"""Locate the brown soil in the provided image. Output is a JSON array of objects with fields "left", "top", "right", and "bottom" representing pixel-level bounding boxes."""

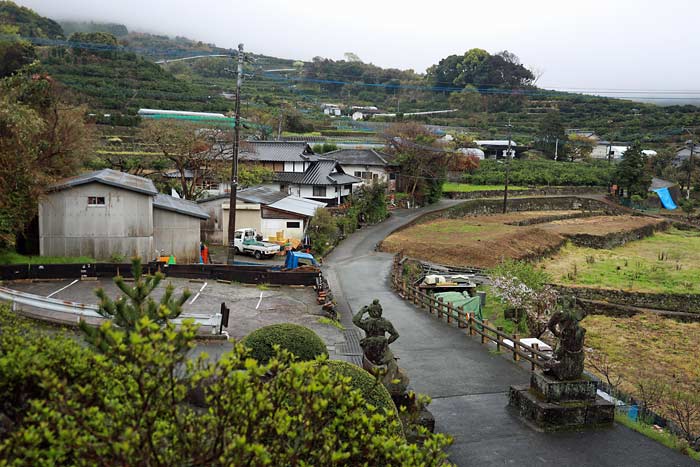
[{"left": 381, "top": 212, "right": 663, "bottom": 269}]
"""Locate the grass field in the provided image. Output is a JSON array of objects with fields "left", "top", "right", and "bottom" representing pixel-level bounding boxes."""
[
  {"left": 442, "top": 183, "right": 527, "bottom": 193},
  {"left": 585, "top": 313, "right": 700, "bottom": 437},
  {"left": 0, "top": 251, "right": 95, "bottom": 265},
  {"left": 541, "top": 228, "right": 700, "bottom": 293}
]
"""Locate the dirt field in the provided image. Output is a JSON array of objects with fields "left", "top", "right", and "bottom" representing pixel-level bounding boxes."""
[{"left": 381, "top": 211, "right": 664, "bottom": 269}]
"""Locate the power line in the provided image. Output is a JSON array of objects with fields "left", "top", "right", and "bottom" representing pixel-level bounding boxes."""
[{"left": 12, "top": 34, "right": 700, "bottom": 97}]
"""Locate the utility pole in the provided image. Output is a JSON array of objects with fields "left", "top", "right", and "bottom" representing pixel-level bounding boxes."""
[
  {"left": 503, "top": 120, "right": 513, "bottom": 214},
  {"left": 687, "top": 139, "right": 695, "bottom": 200},
  {"left": 226, "top": 43, "right": 244, "bottom": 264}
]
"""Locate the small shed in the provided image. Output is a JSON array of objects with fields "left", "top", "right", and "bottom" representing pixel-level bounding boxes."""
[
  {"left": 39, "top": 169, "right": 157, "bottom": 260},
  {"left": 153, "top": 194, "right": 209, "bottom": 263}
]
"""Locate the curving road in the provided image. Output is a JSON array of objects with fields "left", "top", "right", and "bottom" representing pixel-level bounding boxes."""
[{"left": 324, "top": 201, "right": 694, "bottom": 467}]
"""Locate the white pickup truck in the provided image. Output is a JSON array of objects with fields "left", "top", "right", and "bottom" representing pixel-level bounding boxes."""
[{"left": 233, "top": 228, "right": 281, "bottom": 259}]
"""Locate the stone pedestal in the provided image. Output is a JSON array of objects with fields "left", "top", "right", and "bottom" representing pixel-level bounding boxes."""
[{"left": 508, "top": 371, "right": 614, "bottom": 432}]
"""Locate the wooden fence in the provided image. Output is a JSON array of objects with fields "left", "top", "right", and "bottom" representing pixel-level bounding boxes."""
[{"left": 391, "top": 253, "right": 551, "bottom": 371}]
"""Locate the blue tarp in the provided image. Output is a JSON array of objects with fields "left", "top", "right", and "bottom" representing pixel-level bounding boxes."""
[{"left": 654, "top": 187, "right": 677, "bottom": 210}]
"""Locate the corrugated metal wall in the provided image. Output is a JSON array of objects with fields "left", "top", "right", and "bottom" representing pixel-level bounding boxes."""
[
  {"left": 39, "top": 183, "right": 153, "bottom": 260},
  {"left": 153, "top": 208, "right": 201, "bottom": 263}
]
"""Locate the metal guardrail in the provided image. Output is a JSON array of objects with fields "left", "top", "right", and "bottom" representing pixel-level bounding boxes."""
[{"left": 0, "top": 285, "right": 222, "bottom": 335}]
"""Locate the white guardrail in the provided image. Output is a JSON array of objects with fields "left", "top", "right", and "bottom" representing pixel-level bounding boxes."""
[{"left": 0, "top": 285, "right": 223, "bottom": 335}]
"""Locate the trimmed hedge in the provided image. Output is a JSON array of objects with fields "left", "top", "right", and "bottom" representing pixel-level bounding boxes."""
[
  {"left": 323, "top": 360, "right": 404, "bottom": 438},
  {"left": 242, "top": 324, "right": 327, "bottom": 363}
]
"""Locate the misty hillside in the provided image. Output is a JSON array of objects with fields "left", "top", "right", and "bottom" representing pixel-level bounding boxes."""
[{"left": 3, "top": 1, "right": 700, "bottom": 146}]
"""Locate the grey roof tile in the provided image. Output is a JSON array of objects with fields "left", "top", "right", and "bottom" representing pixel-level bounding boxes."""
[
  {"left": 49, "top": 169, "right": 158, "bottom": 195},
  {"left": 322, "top": 148, "right": 396, "bottom": 166},
  {"left": 153, "top": 194, "right": 209, "bottom": 219},
  {"left": 237, "top": 141, "right": 317, "bottom": 162},
  {"left": 274, "top": 160, "right": 361, "bottom": 186}
]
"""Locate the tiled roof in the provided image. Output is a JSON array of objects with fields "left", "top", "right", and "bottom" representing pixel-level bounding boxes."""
[
  {"left": 274, "top": 160, "right": 362, "bottom": 186},
  {"left": 236, "top": 186, "right": 288, "bottom": 205},
  {"left": 48, "top": 169, "right": 157, "bottom": 195},
  {"left": 153, "top": 194, "right": 209, "bottom": 219},
  {"left": 237, "top": 141, "right": 316, "bottom": 162},
  {"left": 322, "top": 148, "right": 395, "bottom": 166}
]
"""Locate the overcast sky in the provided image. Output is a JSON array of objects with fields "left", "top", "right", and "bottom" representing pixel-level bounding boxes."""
[{"left": 19, "top": 0, "right": 700, "bottom": 96}]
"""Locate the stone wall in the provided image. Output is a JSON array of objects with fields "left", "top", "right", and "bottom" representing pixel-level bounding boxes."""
[
  {"left": 445, "top": 186, "right": 607, "bottom": 200},
  {"left": 566, "top": 220, "right": 670, "bottom": 249},
  {"left": 443, "top": 196, "right": 625, "bottom": 219},
  {"left": 554, "top": 284, "right": 700, "bottom": 315}
]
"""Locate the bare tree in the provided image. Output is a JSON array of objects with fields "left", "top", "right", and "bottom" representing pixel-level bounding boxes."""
[
  {"left": 634, "top": 370, "right": 667, "bottom": 421},
  {"left": 667, "top": 377, "right": 700, "bottom": 444},
  {"left": 140, "top": 120, "right": 230, "bottom": 200},
  {"left": 586, "top": 349, "right": 624, "bottom": 396},
  {"left": 383, "top": 122, "right": 454, "bottom": 203}
]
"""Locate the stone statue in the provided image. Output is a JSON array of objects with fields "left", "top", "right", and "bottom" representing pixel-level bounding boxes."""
[
  {"left": 543, "top": 300, "right": 586, "bottom": 381},
  {"left": 352, "top": 299, "right": 407, "bottom": 395},
  {"left": 352, "top": 299, "right": 399, "bottom": 365}
]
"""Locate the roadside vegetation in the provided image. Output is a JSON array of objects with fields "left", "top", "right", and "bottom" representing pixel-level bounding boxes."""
[
  {"left": 0, "top": 250, "right": 95, "bottom": 265},
  {"left": 542, "top": 228, "right": 700, "bottom": 293},
  {"left": 462, "top": 159, "right": 615, "bottom": 187},
  {"left": 442, "top": 182, "right": 527, "bottom": 193}
]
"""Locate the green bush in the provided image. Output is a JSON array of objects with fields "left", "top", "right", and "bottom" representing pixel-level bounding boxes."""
[
  {"left": 242, "top": 323, "right": 328, "bottom": 363},
  {"left": 0, "top": 305, "right": 452, "bottom": 465},
  {"left": 308, "top": 207, "right": 339, "bottom": 256},
  {"left": 322, "top": 360, "right": 404, "bottom": 438}
]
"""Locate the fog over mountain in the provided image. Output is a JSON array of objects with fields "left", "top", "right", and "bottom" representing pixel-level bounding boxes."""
[{"left": 18, "top": 0, "right": 700, "bottom": 101}]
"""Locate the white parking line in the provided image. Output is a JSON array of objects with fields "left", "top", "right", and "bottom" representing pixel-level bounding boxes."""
[
  {"left": 256, "top": 291, "right": 263, "bottom": 310},
  {"left": 188, "top": 282, "right": 207, "bottom": 305},
  {"left": 47, "top": 279, "right": 79, "bottom": 298}
]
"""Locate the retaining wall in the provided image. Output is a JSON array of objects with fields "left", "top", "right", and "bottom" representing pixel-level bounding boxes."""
[
  {"left": 554, "top": 285, "right": 700, "bottom": 315},
  {"left": 445, "top": 186, "right": 608, "bottom": 200},
  {"left": 0, "top": 262, "right": 320, "bottom": 286},
  {"left": 566, "top": 220, "right": 670, "bottom": 249}
]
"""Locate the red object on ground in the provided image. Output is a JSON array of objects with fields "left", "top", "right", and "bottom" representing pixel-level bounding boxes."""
[{"left": 202, "top": 246, "right": 209, "bottom": 264}]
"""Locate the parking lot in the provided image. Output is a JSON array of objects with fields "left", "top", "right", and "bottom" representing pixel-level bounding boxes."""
[{"left": 5, "top": 276, "right": 344, "bottom": 346}]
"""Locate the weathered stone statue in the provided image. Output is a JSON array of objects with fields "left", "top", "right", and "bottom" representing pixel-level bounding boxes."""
[
  {"left": 543, "top": 305, "right": 586, "bottom": 381},
  {"left": 508, "top": 297, "right": 613, "bottom": 431},
  {"left": 352, "top": 299, "right": 399, "bottom": 365},
  {"left": 353, "top": 299, "right": 435, "bottom": 436},
  {"left": 353, "top": 299, "right": 408, "bottom": 396}
]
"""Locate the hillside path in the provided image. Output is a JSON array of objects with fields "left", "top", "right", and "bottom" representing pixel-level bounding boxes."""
[{"left": 323, "top": 199, "right": 694, "bottom": 467}]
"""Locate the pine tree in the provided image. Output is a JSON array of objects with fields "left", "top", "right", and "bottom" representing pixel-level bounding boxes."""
[{"left": 80, "top": 257, "right": 191, "bottom": 353}]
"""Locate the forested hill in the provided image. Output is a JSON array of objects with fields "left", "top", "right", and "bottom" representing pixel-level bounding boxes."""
[
  {"left": 0, "top": 0, "right": 62, "bottom": 38},
  {"left": 3, "top": 1, "right": 700, "bottom": 145}
]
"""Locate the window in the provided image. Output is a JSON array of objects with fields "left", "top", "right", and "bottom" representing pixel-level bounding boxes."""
[
  {"left": 286, "top": 221, "right": 301, "bottom": 229},
  {"left": 312, "top": 186, "right": 327, "bottom": 197},
  {"left": 87, "top": 196, "right": 105, "bottom": 206},
  {"left": 234, "top": 231, "right": 242, "bottom": 240},
  {"left": 354, "top": 171, "right": 362, "bottom": 177}
]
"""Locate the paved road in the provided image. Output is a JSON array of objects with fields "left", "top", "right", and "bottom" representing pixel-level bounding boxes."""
[{"left": 324, "top": 200, "right": 694, "bottom": 467}]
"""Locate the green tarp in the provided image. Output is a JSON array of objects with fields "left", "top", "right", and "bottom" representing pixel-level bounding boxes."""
[{"left": 433, "top": 292, "right": 483, "bottom": 328}]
